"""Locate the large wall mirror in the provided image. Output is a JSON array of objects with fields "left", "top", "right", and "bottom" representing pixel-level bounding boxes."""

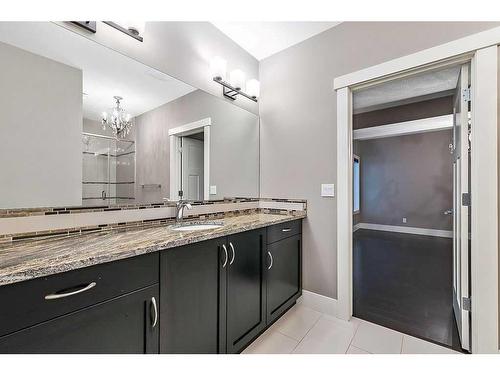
[{"left": 0, "top": 22, "right": 259, "bottom": 209}]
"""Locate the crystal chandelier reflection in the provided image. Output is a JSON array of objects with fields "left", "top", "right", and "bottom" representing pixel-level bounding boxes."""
[{"left": 101, "top": 96, "right": 132, "bottom": 138}]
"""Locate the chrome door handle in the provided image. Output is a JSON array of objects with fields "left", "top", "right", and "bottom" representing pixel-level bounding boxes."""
[
  {"left": 45, "top": 282, "right": 96, "bottom": 300},
  {"left": 282, "top": 228, "right": 291, "bottom": 232},
  {"left": 267, "top": 251, "right": 273, "bottom": 270},
  {"left": 151, "top": 297, "right": 158, "bottom": 328},
  {"left": 221, "top": 244, "right": 228, "bottom": 268},
  {"left": 229, "top": 242, "right": 235, "bottom": 265},
  {"left": 443, "top": 209, "right": 453, "bottom": 215}
]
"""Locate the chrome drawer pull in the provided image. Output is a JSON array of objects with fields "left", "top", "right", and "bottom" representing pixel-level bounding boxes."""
[
  {"left": 282, "top": 228, "right": 292, "bottom": 232},
  {"left": 229, "top": 242, "right": 235, "bottom": 265},
  {"left": 44, "top": 282, "right": 96, "bottom": 300},
  {"left": 221, "top": 244, "right": 228, "bottom": 268},
  {"left": 267, "top": 251, "right": 273, "bottom": 270},
  {"left": 151, "top": 297, "right": 158, "bottom": 328}
]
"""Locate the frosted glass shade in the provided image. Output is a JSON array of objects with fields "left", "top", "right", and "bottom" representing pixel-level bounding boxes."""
[
  {"left": 210, "top": 56, "right": 227, "bottom": 80},
  {"left": 229, "top": 69, "right": 246, "bottom": 90},
  {"left": 246, "top": 79, "right": 260, "bottom": 98}
]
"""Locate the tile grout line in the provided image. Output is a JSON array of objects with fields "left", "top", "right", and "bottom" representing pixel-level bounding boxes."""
[
  {"left": 344, "top": 318, "right": 363, "bottom": 353},
  {"left": 349, "top": 345, "right": 372, "bottom": 354},
  {"left": 286, "top": 308, "right": 323, "bottom": 353},
  {"left": 399, "top": 334, "right": 405, "bottom": 354},
  {"left": 266, "top": 325, "right": 300, "bottom": 345}
]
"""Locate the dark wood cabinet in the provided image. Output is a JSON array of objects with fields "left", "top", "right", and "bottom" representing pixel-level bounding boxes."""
[
  {"left": 0, "top": 219, "right": 302, "bottom": 354},
  {"left": 0, "top": 285, "right": 159, "bottom": 354},
  {"left": 160, "top": 229, "right": 266, "bottom": 354},
  {"left": 0, "top": 253, "right": 159, "bottom": 338},
  {"left": 160, "top": 238, "right": 226, "bottom": 354},
  {"left": 266, "top": 233, "right": 302, "bottom": 324},
  {"left": 226, "top": 229, "right": 266, "bottom": 353}
]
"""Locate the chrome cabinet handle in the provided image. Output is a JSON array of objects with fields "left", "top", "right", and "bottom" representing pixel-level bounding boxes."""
[
  {"left": 221, "top": 244, "right": 228, "bottom": 268},
  {"left": 443, "top": 209, "right": 453, "bottom": 215},
  {"left": 45, "top": 282, "right": 96, "bottom": 300},
  {"left": 267, "top": 251, "right": 273, "bottom": 270},
  {"left": 151, "top": 297, "right": 158, "bottom": 328},
  {"left": 229, "top": 242, "right": 235, "bottom": 265},
  {"left": 282, "top": 228, "right": 292, "bottom": 232}
]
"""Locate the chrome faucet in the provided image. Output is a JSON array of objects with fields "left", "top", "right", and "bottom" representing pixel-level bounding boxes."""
[
  {"left": 163, "top": 198, "right": 193, "bottom": 224},
  {"left": 175, "top": 200, "right": 193, "bottom": 223}
]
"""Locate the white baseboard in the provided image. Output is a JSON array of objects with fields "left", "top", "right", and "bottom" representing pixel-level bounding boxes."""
[
  {"left": 353, "top": 223, "right": 361, "bottom": 232},
  {"left": 355, "top": 222, "right": 453, "bottom": 238},
  {"left": 297, "top": 289, "right": 338, "bottom": 317}
]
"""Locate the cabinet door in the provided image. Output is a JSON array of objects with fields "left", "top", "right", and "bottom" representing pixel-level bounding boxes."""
[
  {"left": 160, "top": 238, "right": 227, "bottom": 354},
  {"left": 0, "top": 285, "right": 159, "bottom": 354},
  {"left": 226, "top": 229, "right": 266, "bottom": 353},
  {"left": 266, "top": 235, "right": 302, "bottom": 324}
]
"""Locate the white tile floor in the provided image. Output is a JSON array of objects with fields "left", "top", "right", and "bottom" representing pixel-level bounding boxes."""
[{"left": 242, "top": 304, "right": 459, "bottom": 354}]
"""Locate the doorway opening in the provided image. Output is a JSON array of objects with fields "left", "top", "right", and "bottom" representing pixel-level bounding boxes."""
[
  {"left": 351, "top": 63, "right": 470, "bottom": 352},
  {"left": 169, "top": 118, "right": 211, "bottom": 201},
  {"left": 179, "top": 132, "right": 204, "bottom": 201}
]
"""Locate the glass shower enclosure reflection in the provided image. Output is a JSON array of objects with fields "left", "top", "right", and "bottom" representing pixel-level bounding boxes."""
[{"left": 82, "top": 132, "right": 135, "bottom": 206}]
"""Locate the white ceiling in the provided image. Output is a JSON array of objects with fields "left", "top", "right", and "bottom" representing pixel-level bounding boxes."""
[
  {"left": 211, "top": 22, "right": 341, "bottom": 60},
  {"left": 353, "top": 65, "right": 462, "bottom": 113},
  {"left": 0, "top": 22, "right": 196, "bottom": 121}
]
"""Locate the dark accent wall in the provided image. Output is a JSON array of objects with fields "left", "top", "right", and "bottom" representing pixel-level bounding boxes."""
[
  {"left": 353, "top": 96, "right": 454, "bottom": 129},
  {"left": 357, "top": 130, "right": 453, "bottom": 230}
]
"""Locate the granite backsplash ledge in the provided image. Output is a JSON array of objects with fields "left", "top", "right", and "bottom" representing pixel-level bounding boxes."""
[
  {"left": 0, "top": 212, "right": 306, "bottom": 286},
  {"left": 0, "top": 198, "right": 307, "bottom": 242}
]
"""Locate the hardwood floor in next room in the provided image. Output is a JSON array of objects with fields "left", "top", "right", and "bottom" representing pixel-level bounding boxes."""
[{"left": 353, "top": 229, "right": 461, "bottom": 351}]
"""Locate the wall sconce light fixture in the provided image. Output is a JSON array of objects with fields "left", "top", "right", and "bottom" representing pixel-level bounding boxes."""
[
  {"left": 210, "top": 56, "right": 259, "bottom": 102},
  {"left": 103, "top": 21, "right": 146, "bottom": 42}
]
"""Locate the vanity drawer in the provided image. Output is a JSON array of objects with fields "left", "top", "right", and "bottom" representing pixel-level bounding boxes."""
[
  {"left": 267, "top": 219, "right": 302, "bottom": 244},
  {"left": 0, "top": 252, "right": 159, "bottom": 338}
]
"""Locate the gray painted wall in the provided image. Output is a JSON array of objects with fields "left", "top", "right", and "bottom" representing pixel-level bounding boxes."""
[
  {"left": 259, "top": 22, "right": 500, "bottom": 299},
  {"left": 134, "top": 89, "right": 259, "bottom": 203},
  {"left": 356, "top": 130, "right": 453, "bottom": 230},
  {"left": 61, "top": 22, "right": 259, "bottom": 116},
  {"left": 0, "top": 41, "right": 82, "bottom": 209}
]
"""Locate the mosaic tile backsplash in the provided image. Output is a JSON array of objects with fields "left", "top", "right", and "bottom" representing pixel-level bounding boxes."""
[{"left": 0, "top": 198, "right": 306, "bottom": 243}]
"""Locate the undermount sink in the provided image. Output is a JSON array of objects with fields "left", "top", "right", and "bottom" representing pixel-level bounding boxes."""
[{"left": 170, "top": 221, "right": 224, "bottom": 232}]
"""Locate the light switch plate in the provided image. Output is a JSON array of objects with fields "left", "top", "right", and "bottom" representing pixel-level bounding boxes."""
[
  {"left": 321, "top": 183, "right": 335, "bottom": 197},
  {"left": 209, "top": 185, "right": 217, "bottom": 195}
]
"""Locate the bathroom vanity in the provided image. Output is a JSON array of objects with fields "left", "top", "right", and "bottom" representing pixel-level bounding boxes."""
[{"left": 0, "top": 214, "right": 303, "bottom": 354}]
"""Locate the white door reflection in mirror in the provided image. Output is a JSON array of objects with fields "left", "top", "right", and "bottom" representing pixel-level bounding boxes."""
[
  {"left": 181, "top": 135, "right": 204, "bottom": 201},
  {"left": 169, "top": 118, "right": 211, "bottom": 201}
]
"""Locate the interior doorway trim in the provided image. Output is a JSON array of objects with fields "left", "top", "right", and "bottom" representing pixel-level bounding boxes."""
[
  {"left": 353, "top": 114, "right": 453, "bottom": 140},
  {"left": 333, "top": 26, "right": 500, "bottom": 90},
  {"left": 335, "top": 41, "right": 498, "bottom": 353},
  {"left": 169, "top": 117, "right": 211, "bottom": 201},
  {"left": 354, "top": 223, "right": 453, "bottom": 238}
]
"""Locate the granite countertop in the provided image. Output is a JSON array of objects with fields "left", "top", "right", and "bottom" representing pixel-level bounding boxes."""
[{"left": 0, "top": 212, "right": 306, "bottom": 287}]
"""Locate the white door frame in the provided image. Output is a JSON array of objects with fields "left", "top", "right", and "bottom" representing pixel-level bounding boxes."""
[
  {"left": 169, "top": 117, "right": 211, "bottom": 201},
  {"left": 335, "top": 30, "right": 499, "bottom": 353}
]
